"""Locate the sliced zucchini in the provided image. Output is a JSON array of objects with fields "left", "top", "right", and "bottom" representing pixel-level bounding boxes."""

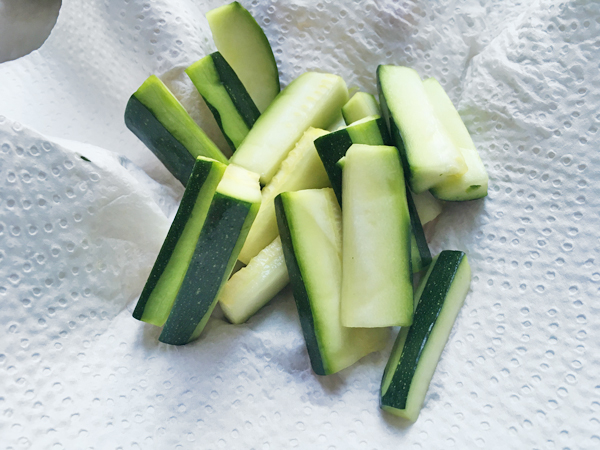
[
  {"left": 158, "top": 164, "right": 262, "bottom": 345},
  {"left": 230, "top": 72, "right": 348, "bottom": 184},
  {"left": 206, "top": 1, "right": 279, "bottom": 113},
  {"left": 133, "top": 156, "right": 227, "bottom": 326},
  {"left": 275, "top": 188, "right": 389, "bottom": 375},
  {"left": 125, "top": 75, "right": 228, "bottom": 185},
  {"left": 380, "top": 251, "right": 471, "bottom": 421},
  {"left": 342, "top": 92, "right": 381, "bottom": 125},
  {"left": 219, "top": 236, "right": 289, "bottom": 324},
  {"left": 411, "top": 190, "right": 443, "bottom": 225},
  {"left": 340, "top": 145, "right": 413, "bottom": 328},
  {"left": 186, "top": 52, "right": 260, "bottom": 151},
  {"left": 314, "top": 115, "right": 390, "bottom": 204},
  {"left": 423, "top": 78, "right": 489, "bottom": 201},
  {"left": 237, "top": 127, "right": 330, "bottom": 264},
  {"left": 377, "top": 65, "right": 467, "bottom": 194}
]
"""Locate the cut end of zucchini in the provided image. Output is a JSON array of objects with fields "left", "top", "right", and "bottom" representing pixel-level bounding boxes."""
[
  {"left": 206, "top": 1, "right": 280, "bottom": 113},
  {"left": 219, "top": 236, "right": 289, "bottom": 324},
  {"left": 422, "top": 77, "right": 488, "bottom": 201},
  {"left": 216, "top": 163, "right": 262, "bottom": 204},
  {"left": 342, "top": 91, "right": 381, "bottom": 125}
]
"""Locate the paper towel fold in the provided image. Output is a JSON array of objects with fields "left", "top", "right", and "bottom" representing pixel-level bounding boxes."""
[{"left": 1, "top": 0, "right": 599, "bottom": 448}]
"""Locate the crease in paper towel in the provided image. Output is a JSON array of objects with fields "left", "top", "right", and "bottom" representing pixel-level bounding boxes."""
[{"left": 0, "top": 0, "right": 600, "bottom": 449}]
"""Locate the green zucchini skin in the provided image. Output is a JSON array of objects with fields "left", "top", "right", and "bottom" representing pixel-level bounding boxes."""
[
  {"left": 186, "top": 52, "right": 260, "bottom": 151},
  {"left": 406, "top": 185, "right": 432, "bottom": 272},
  {"left": 314, "top": 116, "right": 390, "bottom": 205},
  {"left": 274, "top": 193, "right": 325, "bottom": 375},
  {"left": 212, "top": 52, "right": 260, "bottom": 128},
  {"left": 132, "top": 157, "right": 226, "bottom": 324},
  {"left": 380, "top": 250, "right": 471, "bottom": 421},
  {"left": 125, "top": 95, "right": 196, "bottom": 185},
  {"left": 125, "top": 75, "right": 228, "bottom": 185},
  {"left": 377, "top": 82, "right": 412, "bottom": 192},
  {"left": 159, "top": 193, "right": 258, "bottom": 345}
]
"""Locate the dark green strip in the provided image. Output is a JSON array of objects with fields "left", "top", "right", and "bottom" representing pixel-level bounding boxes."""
[
  {"left": 314, "top": 129, "right": 352, "bottom": 206},
  {"left": 203, "top": 97, "right": 236, "bottom": 151},
  {"left": 377, "top": 116, "right": 393, "bottom": 146},
  {"left": 158, "top": 193, "right": 251, "bottom": 345},
  {"left": 274, "top": 194, "right": 326, "bottom": 376},
  {"left": 211, "top": 52, "right": 261, "bottom": 129},
  {"left": 132, "top": 158, "right": 213, "bottom": 320},
  {"left": 125, "top": 95, "right": 196, "bottom": 185},
  {"left": 381, "top": 251, "right": 464, "bottom": 409},
  {"left": 406, "top": 186, "right": 432, "bottom": 272},
  {"left": 377, "top": 73, "right": 412, "bottom": 187}
]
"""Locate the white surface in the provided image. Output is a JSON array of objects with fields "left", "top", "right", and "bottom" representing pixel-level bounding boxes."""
[{"left": 1, "top": 0, "right": 599, "bottom": 449}]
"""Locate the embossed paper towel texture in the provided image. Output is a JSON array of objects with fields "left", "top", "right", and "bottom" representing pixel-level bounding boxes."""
[{"left": 1, "top": 0, "right": 599, "bottom": 449}]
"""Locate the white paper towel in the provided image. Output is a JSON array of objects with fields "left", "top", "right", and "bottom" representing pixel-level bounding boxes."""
[{"left": 1, "top": 0, "right": 599, "bottom": 449}]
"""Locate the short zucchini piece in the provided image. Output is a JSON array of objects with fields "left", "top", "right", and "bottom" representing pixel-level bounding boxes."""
[
  {"left": 275, "top": 188, "right": 389, "bottom": 375},
  {"left": 219, "top": 236, "right": 289, "bottom": 324},
  {"left": 340, "top": 145, "right": 413, "bottom": 328},
  {"left": 423, "top": 78, "right": 489, "bottom": 201},
  {"left": 186, "top": 52, "right": 260, "bottom": 151},
  {"left": 158, "top": 164, "right": 262, "bottom": 345},
  {"left": 380, "top": 251, "right": 471, "bottom": 421},
  {"left": 377, "top": 65, "right": 467, "bottom": 194},
  {"left": 342, "top": 92, "right": 381, "bottom": 125},
  {"left": 206, "top": 1, "right": 280, "bottom": 113},
  {"left": 230, "top": 72, "right": 349, "bottom": 184},
  {"left": 314, "top": 115, "right": 390, "bottom": 205},
  {"left": 411, "top": 190, "right": 443, "bottom": 225},
  {"left": 238, "top": 127, "right": 330, "bottom": 264},
  {"left": 133, "top": 156, "right": 228, "bottom": 326},
  {"left": 125, "top": 75, "right": 228, "bottom": 185}
]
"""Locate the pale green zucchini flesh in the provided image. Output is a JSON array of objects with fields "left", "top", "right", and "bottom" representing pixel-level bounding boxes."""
[
  {"left": 377, "top": 65, "right": 467, "bottom": 194},
  {"left": 206, "top": 1, "right": 280, "bottom": 113},
  {"left": 230, "top": 71, "right": 349, "bottom": 184},
  {"left": 423, "top": 78, "right": 489, "bottom": 201},
  {"left": 237, "top": 127, "right": 330, "bottom": 264},
  {"left": 219, "top": 236, "right": 289, "bottom": 324},
  {"left": 342, "top": 92, "right": 381, "bottom": 125},
  {"left": 340, "top": 144, "right": 413, "bottom": 327},
  {"left": 411, "top": 190, "right": 443, "bottom": 225}
]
